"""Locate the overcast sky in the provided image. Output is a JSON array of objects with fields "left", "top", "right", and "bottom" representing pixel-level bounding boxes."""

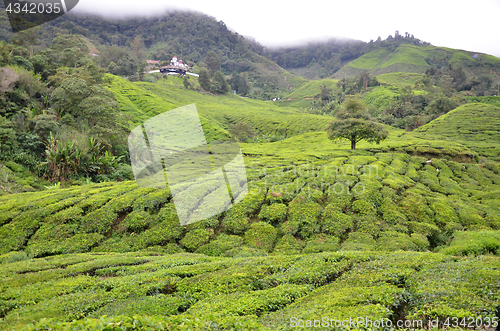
[{"left": 72, "top": 0, "right": 500, "bottom": 57}]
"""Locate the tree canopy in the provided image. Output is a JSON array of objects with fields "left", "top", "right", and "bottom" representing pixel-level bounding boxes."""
[{"left": 327, "top": 97, "right": 389, "bottom": 149}]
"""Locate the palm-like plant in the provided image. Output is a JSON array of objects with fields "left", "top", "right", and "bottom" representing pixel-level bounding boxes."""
[
  {"left": 38, "top": 133, "right": 121, "bottom": 182},
  {"left": 38, "top": 132, "right": 84, "bottom": 181}
]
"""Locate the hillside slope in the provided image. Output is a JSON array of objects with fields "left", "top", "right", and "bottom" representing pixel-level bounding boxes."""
[
  {"left": 1, "top": 251, "right": 499, "bottom": 329},
  {"left": 409, "top": 103, "right": 500, "bottom": 161},
  {"left": 1, "top": 142, "right": 499, "bottom": 257},
  {"left": 107, "top": 75, "right": 330, "bottom": 141},
  {"left": 335, "top": 44, "right": 500, "bottom": 77}
]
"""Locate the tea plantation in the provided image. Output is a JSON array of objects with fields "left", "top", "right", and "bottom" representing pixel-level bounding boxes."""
[{"left": 1, "top": 77, "right": 500, "bottom": 330}]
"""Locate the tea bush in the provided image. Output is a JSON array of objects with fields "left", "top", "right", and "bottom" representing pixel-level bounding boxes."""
[
  {"left": 438, "top": 230, "right": 500, "bottom": 256},
  {"left": 244, "top": 222, "right": 277, "bottom": 252},
  {"left": 272, "top": 234, "right": 305, "bottom": 255},
  {"left": 258, "top": 203, "right": 287, "bottom": 223},
  {"left": 195, "top": 234, "right": 244, "bottom": 257},
  {"left": 301, "top": 234, "right": 340, "bottom": 254},
  {"left": 180, "top": 228, "right": 213, "bottom": 252}
]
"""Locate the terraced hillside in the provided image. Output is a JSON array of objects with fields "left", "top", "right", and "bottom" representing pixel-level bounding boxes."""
[
  {"left": 334, "top": 44, "right": 500, "bottom": 77},
  {"left": 107, "top": 75, "right": 330, "bottom": 141},
  {"left": 1, "top": 147, "right": 500, "bottom": 257},
  {"left": 410, "top": 103, "right": 500, "bottom": 161}
]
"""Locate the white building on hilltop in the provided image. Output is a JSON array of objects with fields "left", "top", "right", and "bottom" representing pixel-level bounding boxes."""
[{"left": 160, "top": 56, "right": 197, "bottom": 76}]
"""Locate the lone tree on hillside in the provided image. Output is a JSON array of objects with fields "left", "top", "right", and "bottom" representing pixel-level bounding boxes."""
[{"left": 326, "top": 97, "right": 389, "bottom": 149}]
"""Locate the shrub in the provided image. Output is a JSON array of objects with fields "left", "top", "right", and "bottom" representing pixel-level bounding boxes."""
[
  {"left": 272, "top": 234, "right": 305, "bottom": 255},
  {"left": 0, "top": 250, "right": 28, "bottom": 264},
  {"left": 221, "top": 206, "right": 250, "bottom": 234},
  {"left": 244, "top": 222, "right": 277, "bottom": 252},
  {"left": 287, "top": 200, "right": 322, "bottom": 239},
  {"left": 466, "top": 164, "right": 492, "bottom": 187},
  {"left": 355, "top": 215, "right": 384, "bottom": 237},
  {"left": 454, "top": 201, "right": 486, "bottom": 229},
  {"left": 280, "top": 219, "right": 300, "bottom": 236},
  {"left": 302, "top": 234, "right": 340, "bottom": 254},
  {"left": 224, "top": 246, "right": 267, "bottom": 257},
  {"left": 267, "top": 253, "right": 353, "bottom": 287},
  {"left": 238, "top": 189, "right": 265, "bottom": 214},
  {"left": 429, "top": 198, "right": 459, "bottom": 227},
  {"left": 258, "top": 203, "right": 287, "bottom": 223},
  {"left": 195, "top": 234, "right": 244, "bottom": 257},
  {"left": 326, "top": 191, "right": 352, "bottom": 212},
  {"left": 135, "top": 210, "right": 184, "bottom": 249},
  {"left": 340, "top": 232, "right": 377, "bottom": 251},
  {"left": 351, "top": 199, "right": 376, "bottom": 216},
  {"left": 439, "top": 176, "right": 466, "bottom": 196},
  {"left": 180, "top": 228, "right": 213, "bottom": 252},
  {"left": 419, "top": 165, "right": 445, "bottom": 193},
  {"left": 377, "top": 232, "right": 418, "bottom": 251},
  {"left": 439, "top": 230, "right": 500, "bottom": 256},
  {"left": 400, "top": 192, "right": 434, "bottom": 224},
  {"left": 408, "top": 221, "right": 440, "bottom": 237},
  {"left": 91, "top": 235, "right": 133, "bottom": 253},
  {"left": 410, "top": 233, "right": 430, "bottom": 251},
  {"left": 122, "top": 210, "right": 152, "bottom": 233},
  {"left": 380, "top": 197, "right": 408, "bottom": 231},
  {"left": 187, "top": 284, "right": 310, "bottom": 317},
  {"left": 321, "top": 204, "right": 354, "bottom": 238}
]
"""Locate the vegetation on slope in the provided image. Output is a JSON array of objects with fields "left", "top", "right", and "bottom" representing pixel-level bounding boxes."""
[
  {"left": 410, "top": 103, "right": 500, "bottom": 161},
  {"left": 1, "top": 146, "right": 499, "bottom": 259},
  {"left": 107, "top": 75, "right": 330, "bottom": 142},
  {"left": 335, "top": 43, "right": 500, "bottom": 78},
  {"left": 1, "top": 10, "right": 500, "bottom": 331},
  {"left": 0, "top": 251, "right": 498, "bottom": 330}
]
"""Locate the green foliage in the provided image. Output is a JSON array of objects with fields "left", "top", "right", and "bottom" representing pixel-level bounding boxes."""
[
  {"left": 258, "top": 203, "right": 287, "bottom": 223},
  {"left": 273, "top": 234, "right": 305, "bottom": 255},
  {"left": 198, "top": 67, "right": 210, "bottom": 91},
  {"left": 210, "top": 71, "right": 229, "bottom": 94},
  {"left": 377, "top": 231, "right": 418, "bottom": 251},
  {"left": 0, "top": 116, "right": 17, "bottom": 155},
  {"left": 189, "top": 283, "right": 310, "bottom": 317},
  {"left": 121, "top": 210, "right": 152, "bottom": 233},
  {"left": 407, "top": 255, "right": 500, "bottom": 321},
  {"left": 302, "top": 234, "right": 339, "bottom": 254},
  {"left": 321, "top": 204, "right": 354, "bottom": 237},
  {"left": 411, "top": 103, "right": 500, "bottom": 161},
  {"left": 438, "top": 230, "right": 500, "bottom": 256},
  {"left": 341, "top": 232, "right": 377, "bottom": 251},
  {"left": 228, "top": 122, "right": 256, "bottom": 142},
  {"left": 327, "top": 105, "right": 389, "bottom": 149},
  {"left": 228, "top": 72, "right": 250, "bottom": 96},
  {"left": 39, "top": 133, "right": 121, "bottom": 182},
  {"left": 180, "top": 228, "right": 213, "bottom": 252},
  {"left": 222, "top": 205, "right": 251, "bottom": 235},
  {"left": 0, "top": 250, "right": 498, "bottom": 329},
  {"left": 205, "top": 51, "right": 221, "bottom": 76},
  {"left": 287, "top": 200, "right": 322, "bottom": 239},
  {"left": 244, "top": 222, "right": 277, "bottom": 252},
  {"left": 195, "top": 234, "right": 243, "bottom": 257},
  {"left": 0, "top": 16, "right": 499, "bottom": 330}
]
